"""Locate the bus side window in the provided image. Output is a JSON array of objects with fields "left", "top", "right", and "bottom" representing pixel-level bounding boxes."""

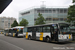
[
  {"left": 43, "top": 27, "right": 46, "bottom": 32},
  {"left": 42, "top": 26, "right": 50, "bottom": 32},
  {"left": 28, "top": 27, "right": 32, "bottom": 32},
  {"left": 36, "top": 27, "right": 39, "bottom": 32},
  {"left": 46, "top": 26, "right": 50, "bottom": 32},
  {"left": 37, "top": 27, "right": 42, "bottom": 32},
  {"left": 33, "top": 27, "right": 36, "bottom": 32},
  {"left": 23, "top": 28, "right": 27, "bottom": 32}
]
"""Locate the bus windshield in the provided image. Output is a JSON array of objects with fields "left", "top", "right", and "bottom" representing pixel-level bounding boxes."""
[
  {"left": 4, "top": 30, "right": 8, "bottom": 33},
  {"left": 59, "top": 23, "right": 71, "bottom": 33},
  {"left": 18, "top": 28, "right": 23, "bottom": 34}
]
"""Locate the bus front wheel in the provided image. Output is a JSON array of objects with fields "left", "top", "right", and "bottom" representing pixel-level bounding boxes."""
[{"left": 46, "top": 37, "right": 50, "bottom": 42}]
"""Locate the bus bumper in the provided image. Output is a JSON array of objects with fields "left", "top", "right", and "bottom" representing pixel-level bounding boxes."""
[{"left": 18, "top": 34, "right": 24, "bottom": 37}]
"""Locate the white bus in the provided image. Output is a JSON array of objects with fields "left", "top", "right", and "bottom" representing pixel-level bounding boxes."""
[
  {"left": 24, "top": 23, "right": 72, "bottom": 42},
  {"left": 12, "top": 26, "right": 24, "bottom": 37},
  {"left": 4, "top": 28, "right": 9, "bottom": 36},
  {"left": 8, "top": 28, "right": 17, "bottom": 37},
  {"left": 4, "top": 26, "right": 24, "bottom": 37},
  {"left": 0, "top": 30, "right": 4, "bottom": 34}
]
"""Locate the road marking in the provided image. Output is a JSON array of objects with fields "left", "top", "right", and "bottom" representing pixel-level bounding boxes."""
[{"left": 0, "top": 39, "right": 24, "bottom": 50}]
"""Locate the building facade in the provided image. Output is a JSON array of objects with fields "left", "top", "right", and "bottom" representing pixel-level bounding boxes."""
[
  {"left": 19, "top": 6, "right": 68, "bottom": 26},
  {"left": 0, "top": 17, "right": 16, "bottom": 29}
]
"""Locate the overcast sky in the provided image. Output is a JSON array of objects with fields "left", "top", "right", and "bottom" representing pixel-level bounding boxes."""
[{"left": 0, "top": 0, "right": 73, "bottom": 22}]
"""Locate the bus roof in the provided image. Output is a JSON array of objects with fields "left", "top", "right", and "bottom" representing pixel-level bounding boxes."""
[
  {"left": 25, "top": 23, "right": 57, "bottom": 28},
  {"left": 25, "top": 23, "right": 69, "bottom": 28},
  {"left": 13, "top": 26, "right": 24, "bottom": 29}
]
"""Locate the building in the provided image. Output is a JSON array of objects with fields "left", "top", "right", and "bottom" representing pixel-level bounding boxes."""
[
  {"left": 0, "top": 17, "right": 16, "bottom": 29},
  {"left": 19, "top": 6, "right": 68, "bottom": 26}
]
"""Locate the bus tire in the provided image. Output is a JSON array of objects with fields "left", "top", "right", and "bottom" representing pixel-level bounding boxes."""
[
  {"left": 28, "top": 36, "right": 31, "bottom": 40},
  {"left": 46, "top": 37, "right": 50, "bottom": 42}
]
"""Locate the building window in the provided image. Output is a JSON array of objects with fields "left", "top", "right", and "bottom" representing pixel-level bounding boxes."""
[
  {"left": 60, "top": 18, "right": 63, "bottom": 21},
  {"left": 53, "top": 18, "right": 59, "bottom": 21},
  {"left": 53, "top": 9, "right": 56, "bottom": 13},
  {"left": 45, "top": 10, "right": 48, "bottom": 13},
  {"left": 41, "top": 10, "right": 44, "bottom": 13},
  {"left": 46, "top": 18, "right": 51, "bottom": 21},
  {"left": 37, "top": 9, "right": 48, "bottom": 13},
  {"left": 64, "top": 9, "right": 67, "bottom": 13},
  {"left": 21, "top": 11, "right": 30, "bottom": 15},
  {"left": 60, "top": 9, "right": 63, "bottom": 13},
  {"left": 49, "top": 10, "right": 52, "bottom": 13},
  {"left": 34, "top": 18, "right": 36, "bottom": 21},
  {"left": 57, "top": 9, "right": 60, "bottom": 13},
  {"left": 8, "top": 23, "right": 10, "bottom": 26},
  {"left": 64, "top": 18, "right": 67, "bottom": 21},
  {"left": 37, "top": 10, "right": 40, "bottom": 13}
]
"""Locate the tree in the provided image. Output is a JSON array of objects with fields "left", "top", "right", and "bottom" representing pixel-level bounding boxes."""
[
  {"left": 35, "top": 13, "right": 45, "bottom": 25},
  {"left": 73, "top": 0, "right": 75, "bottom": 3},
  {"left": 66, "top": 0, "right": 75, "bottom": 25},
  {"left": 19, "top": 18, "right": 28, "bottom": 26},
  {"left": 11, "top": 20, "right": 18, "bottom": 27}
]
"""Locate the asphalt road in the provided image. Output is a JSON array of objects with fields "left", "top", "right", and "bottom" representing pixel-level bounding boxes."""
[{"left": 0, "top": 34, "right": 75, "bottom": 50}]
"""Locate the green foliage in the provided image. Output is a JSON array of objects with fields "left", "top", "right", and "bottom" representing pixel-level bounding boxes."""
[
  {"left": 66, "top": 5, "right": 75, "bottom": 25},
  {"left": 73, "top": 0, "right": 75, "bottom": 3},
  {"left": 35, "top": 13, "right": 45, "bottom": 25},
  {"left": 11, "top": 20, "right": 18, "bottom": 27},
  {"left": 19, "top": 18, "right": 28, "bottom": 26}
]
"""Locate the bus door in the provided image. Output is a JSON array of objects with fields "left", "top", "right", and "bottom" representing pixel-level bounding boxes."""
[
  {"left": 51, "top": 24, "right": 58, "bottom": 41},
  {"left": 15, "top": 29, "right": 19, "bottom": 37},
  {"left": 13, "top": 29, "right": 17, "bottom": 37},
  {"left": 51, "top": 26, "right": 54, "bottom": 40},
  {"left": 10, "top": 29, "right": 13, "bottom": 36},
  {"left": 32, "top": 27, "right": 36, "bottom": 39}
]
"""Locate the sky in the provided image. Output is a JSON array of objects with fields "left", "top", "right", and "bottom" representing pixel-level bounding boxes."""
[{"left": 0, "top": 0, "right": 73, "bottom": 22}]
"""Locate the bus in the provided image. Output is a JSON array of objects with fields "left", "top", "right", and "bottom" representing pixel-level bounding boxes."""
[
  {"left": 24, "top": 23, "right": 72, "bottom": 42},
  {"left": 4, "top": 28, "right": 9, "bottom": 36},
  {"left": 8, "top": 28, "right": 17, "bottom": 37},
  {"left": 4, "top": 26, "right": 24, "bottom": 37},
  {"left": 12, "top": 26, "right": 24, "bottom": 37},
  {"left": 0, "top": 30, "right": 4, "bottom": 34}
]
